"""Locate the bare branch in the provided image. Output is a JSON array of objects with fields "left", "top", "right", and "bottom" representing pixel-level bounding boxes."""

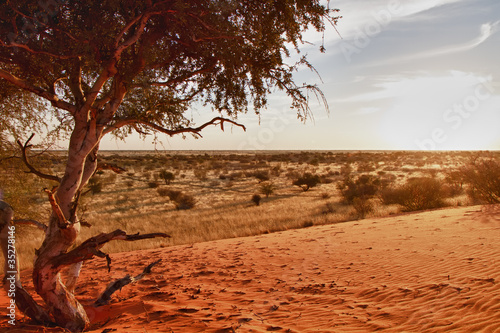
[
  {"left": 96, "top": 163, "right": 127, "bottom": 174},
  {"left": 16, "top": 134, "right": 61, "bottom": 183},
  {"left": 13, "top": 219, "right": 48, "bottom": 232},
  {"left": 94, "top": 260, "right": 162, "bottom": 306},
  {"left": 104, "top": 116, "right": 246, "bottom": 137},
  {"left": 51, "top": 230, "right": 170, "bottom": 269}
]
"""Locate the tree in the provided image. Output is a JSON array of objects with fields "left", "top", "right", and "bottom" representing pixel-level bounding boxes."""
[
  {"left": 0, "top": 1, "right": 339, "bottom": 331},
  {"left": 260, "top": 181, "right": 275, "bottom": 198},
  {"left": 293, "top": 172, "right": 321, "bottom": 191},
  {"left": 159, "top": 170, "right": 175, "bottom": 185}
]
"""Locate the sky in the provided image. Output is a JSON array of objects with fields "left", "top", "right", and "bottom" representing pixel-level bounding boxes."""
[{"left": 102, "top": 0, "right": 500, "bottom": 151}]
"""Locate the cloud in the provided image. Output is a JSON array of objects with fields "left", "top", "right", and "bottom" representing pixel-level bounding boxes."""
[
  {"left": 394, "top": 0, "right": 465, "bottom": 19},
  {"left": 364, "top": 21, "right": 500, "bottom": 68},
  {"left": 330, "top": 0, "right": 464, "bottom": 41},
  {"left": 406, "top": 21, "right": 499, "bottom": 58}
]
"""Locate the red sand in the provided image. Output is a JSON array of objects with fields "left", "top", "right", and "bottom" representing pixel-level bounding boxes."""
[{"left": 1, "top": 204, "right": 499, "bottom": 332}]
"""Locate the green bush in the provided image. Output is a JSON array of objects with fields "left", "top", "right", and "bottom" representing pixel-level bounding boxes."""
[
  {"left": 380, "top": 177, "right": 446, "bottom": 211},
  {"left": 338, "top": 174, "right": 380, "bottom": 204},
  {"left": 459, "top": 157, "right": 500, "bottom": 204}
]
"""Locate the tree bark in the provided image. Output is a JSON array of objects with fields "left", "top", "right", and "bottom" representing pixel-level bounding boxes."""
[
  {"left": 32, "top": 115, "right": 102, "bottom": 331},
  {"left": 1, "top": 201, "right": 53, "bottom": 325}
]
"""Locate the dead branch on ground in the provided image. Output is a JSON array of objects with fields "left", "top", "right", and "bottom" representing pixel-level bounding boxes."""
[{"left": 94, "top": 260, "right": 162, "bottom": 306}]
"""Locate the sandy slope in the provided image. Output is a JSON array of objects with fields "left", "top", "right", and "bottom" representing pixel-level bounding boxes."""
[{"left": 1, "top": 204, "right": 499, "bottom": 332}]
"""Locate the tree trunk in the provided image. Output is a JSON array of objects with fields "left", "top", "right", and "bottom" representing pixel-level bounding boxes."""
[
  {"left": 1, "top": 201, "right": 53, "bottom": 325},
  {"left": 32, "top": 118, "right": 101, "bottom": 331}
]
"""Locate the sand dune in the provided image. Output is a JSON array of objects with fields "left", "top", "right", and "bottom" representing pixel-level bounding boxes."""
[{"left": 1, "top": 204, "right": 500, "bottom": 332}]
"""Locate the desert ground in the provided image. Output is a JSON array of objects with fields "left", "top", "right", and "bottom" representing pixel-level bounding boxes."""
[
  {"left": 1, "top": 150, "right": 499, "bottom": 332},
  {"left": 1, "top": 204, "right": 499, "bottom": 332}
]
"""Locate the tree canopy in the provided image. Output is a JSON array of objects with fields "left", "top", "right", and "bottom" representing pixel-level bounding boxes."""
[{"left": 1, "top": 0, "right": 339, "bottom": 144}]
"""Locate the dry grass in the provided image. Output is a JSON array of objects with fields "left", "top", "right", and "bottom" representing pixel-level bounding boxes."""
[{"left": 1, "top": 150, "right": 497, "bottom": 270}]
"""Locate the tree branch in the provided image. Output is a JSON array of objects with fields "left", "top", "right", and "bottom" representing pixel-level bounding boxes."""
[
  {"left": 44, "top": 187, "right": 71, "bottom": 229},
  {"left": 96, "top": 163, "right": 127, "bottom": 174},
  {"left": 94, "top": 260, "right": 162, "bottom": 306},
  {"left": 16, "top": 134, "right": 61, "bottom": 183},
  {"left": 51, "top": 230, "right": 170, "bottom": 269},
  {"left": 0, "top": 38, "right": 78, "bottom": 60},
  {"left": 149, "top": 61, "right": 217, "bottom": 87},
  {"left": 103, "top": 116, "right": 246, "bottom": 137},
  {"left": 0, "top": 69, "right": 76, "bottom": 114},
  {"left": 13, "top": 219, "right": 48, "bottom": 232}
]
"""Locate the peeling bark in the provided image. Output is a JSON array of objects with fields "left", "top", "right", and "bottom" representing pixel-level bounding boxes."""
[{"left": 32, "top": 127, "right": 98, "bottom": 331}]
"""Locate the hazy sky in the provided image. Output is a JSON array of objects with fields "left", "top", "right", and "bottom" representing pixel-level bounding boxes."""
[{"left": 102, "top": 0, "right": 500, "bottom": 151}]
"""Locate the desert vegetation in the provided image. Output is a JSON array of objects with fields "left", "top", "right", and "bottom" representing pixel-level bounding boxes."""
[{"left": 2, "top": 150, "right": 499, "bottom": 274}]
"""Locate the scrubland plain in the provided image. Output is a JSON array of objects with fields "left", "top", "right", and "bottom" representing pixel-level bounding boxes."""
[
  {"left": 1, "top": 150, "right": 500, "bottom": 332},
  {"left": 2, "top": 150, "right": 498, "bottom": 271}
]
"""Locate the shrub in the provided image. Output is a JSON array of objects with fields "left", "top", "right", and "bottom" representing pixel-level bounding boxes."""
[
  {"left": 293, "top": 173, "right": 321, "bottom": 191},
  {"left": 163, "top": 189, "right": 183, "bottom": 202},
  {"left": 444, "top": 170, "right": 464, "bottom": 197},
  {"left": 148, "top": 181, "right": 159, "bottom": 188},
  {"left": 380, "top": 177, "right": 446, "bottom": 211},
  {"left": 251, "top": 194, "right": 261, "bottom": 206},
  {"left": 87, "top": 177, "right": 103, "bottom": 194},
  {"left": 194, "top": 169, "right": 208, "bottom": 181},
  {"left": 352, "top": 198, "right": 374, "bottom": 219},
  {"left": 252, "top": 170, "right": 270, "bottom": 183},
  {"left": 259, "top": 182, "right": 275, "bottom": 198},
  {"left": 174, "top": 193, "right": 196, "bottom": 210},
  {"left": 159, "top": 170, "right": 175, "bottom": 185},
  {"left": 157, "top": 187, "right": 170, "bottom": 197},
  {"left": 157, "top": 188, "right": 195, "bottom": 209},
  {"left": 338, "top": 174, "right": 380, "bottom": 204},
  {"left": 340, "top": 164, "right": 352, "bottom": 177},
  {"left": 459, "top": 157, "right": 500, "bottom": 203},
  {"left": 321, "top": 202, "right": 336, "bottom": 215}
]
